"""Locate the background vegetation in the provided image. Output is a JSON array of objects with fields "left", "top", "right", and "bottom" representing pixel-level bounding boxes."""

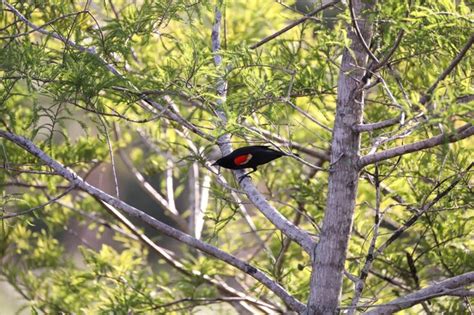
[{"left": 0, "top": 0, "right": 472, "bottom": 313}]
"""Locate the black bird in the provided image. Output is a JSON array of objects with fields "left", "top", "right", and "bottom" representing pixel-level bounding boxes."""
[{"left": 212, "top": 145, "right": 287, "bottom": 182}]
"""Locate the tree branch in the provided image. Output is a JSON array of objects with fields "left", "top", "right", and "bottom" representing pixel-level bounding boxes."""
[
  {"left": 96, "top": 201, "right": 281, "bottom": 313},
  {"left": 4, "top": 1, "right": 214, "bottom": 143},
  {"left": 373, "top": 162, "right": 473, "bottom": 260},
  {"left": 307, "top": 0, "right": 376, "bottom": 312},
  {"left": 354, "top": 115, "right": 403, "bottom": 133},
  {"left": 283, "top": 99, "right": 332, "bottom": 132},
  {"left": 0, "top": 185, "right": 75, "bottom": 219},
  {"left": 348, "top": 0, "right": 378, "bottom": 63},
  {"left": 347, "top": 167, "right": 383, "bottom": 314},
  {"left": 211, "top": 3, "right": 316, "bottom": 254},
  {"left": 364, "top": 272, "right": 474, "bottom": 314},
  {"left": 117, "top": 146, "right": 189, "bottom": 231},
  {"left": 359, "top": 124, "right": 474, "bottom": 167},
  {"left": 0, "top": 129, "right": 305, "bottom": 312},
  {"left": 250, "top": 0, "right": 340, "bottom": 49},
  {"left": 420, "top": 33, "right": 474, "bottom": 105}
]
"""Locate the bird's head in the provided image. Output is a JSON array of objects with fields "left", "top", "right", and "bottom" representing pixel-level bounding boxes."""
[{"left": 212, "top": 158, "right": 223, "bottom": 167}]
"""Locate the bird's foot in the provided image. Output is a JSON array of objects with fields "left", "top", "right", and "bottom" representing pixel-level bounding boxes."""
[{"left": 238, "top": 174, "right": 251, "bottom": 184}]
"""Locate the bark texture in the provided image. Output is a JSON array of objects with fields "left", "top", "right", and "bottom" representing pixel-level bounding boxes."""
[{"left": 306, "top": 1, "right": 375, "bottom": 313}]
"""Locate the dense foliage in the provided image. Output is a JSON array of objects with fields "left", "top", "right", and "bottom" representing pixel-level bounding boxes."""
[{"left": 1, "top": 0, "right": 472, "bottom": 313}]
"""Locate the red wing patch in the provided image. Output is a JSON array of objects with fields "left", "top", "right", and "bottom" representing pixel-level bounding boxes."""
[{"left": 234, "top": 154, "right": 252, "bottom": 166}]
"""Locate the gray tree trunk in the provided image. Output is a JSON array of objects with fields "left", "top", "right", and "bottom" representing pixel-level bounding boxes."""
[{"left": 307, "top": 0, "right": 375, "bottom": 313}]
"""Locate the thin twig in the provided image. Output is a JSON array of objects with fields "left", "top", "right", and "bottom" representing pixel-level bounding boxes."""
[
  {"left": 373, "top": 162, "right": 473, "bottom": 258},
  {"left": 250, "top": 0, "right": 340, "bottom": 49},
  {"left": 348, "top": 0, "right": 378, "bottom": 63},
  {"left": 98, "top": 116, "right": 120, "bottom": 198},
  {"left": 283, "top": 99, "right": 332, "bottom": 132},
  {"left": 420, "top": 33, "right": 474, "bottom": 105},
  {"left": 0, "top": 185, "right": 75, "bottom": 219},
  {"left": 347, "top": 166, "right": 383, "bottom": 314}
]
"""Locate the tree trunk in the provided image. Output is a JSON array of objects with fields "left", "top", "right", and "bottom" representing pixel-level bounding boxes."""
[{"left": 307, "top": 0, "right": 375, "bottom": 313}]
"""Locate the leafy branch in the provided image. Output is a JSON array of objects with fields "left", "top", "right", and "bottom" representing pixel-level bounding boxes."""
[{"left": 0, "top": 129, "right": 306, "bottom": 312}]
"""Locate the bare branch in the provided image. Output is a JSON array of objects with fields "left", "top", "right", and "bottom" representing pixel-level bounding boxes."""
[
  {"left": 195, "top": 174, "right": 211, "bottom": 240},
  {"left": 359, "top": 124, "right": 474, "bottom": 167},
  {"left": 188, "top": 161, "right": 201, "bottom": 237},
  {"left": 250, "top": 0, "right": 340, "bottom": 49},
  {"left": 98, "top": 117, "right": 120, "bottom": 198},
  {"left": 456, "top": 94, "right": 474, "bottom": 104},
  {"left": 364, "top": 272, "right": 474, "bottom": 314},
  {"left": 166, "top": 159, "right": 178, "bottom": 216},
  {"left": 354, "top": 115, "right": 403, "bottom": 132}
]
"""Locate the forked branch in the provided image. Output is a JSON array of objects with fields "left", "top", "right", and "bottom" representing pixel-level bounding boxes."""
[{"left": 0, "top": 129, "right": 306, "bottom": 313}]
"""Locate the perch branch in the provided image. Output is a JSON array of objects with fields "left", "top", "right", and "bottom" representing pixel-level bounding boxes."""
[
  {"left": 211, "top": 3, "right": 315, "bottom": 254},
  {"left": 0, "top": 129, "right": 305, "bottom": 313}
]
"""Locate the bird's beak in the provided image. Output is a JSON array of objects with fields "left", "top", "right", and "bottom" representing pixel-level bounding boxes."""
[{"left": 211, "top": 161, "right": 218, "bottom": 166}]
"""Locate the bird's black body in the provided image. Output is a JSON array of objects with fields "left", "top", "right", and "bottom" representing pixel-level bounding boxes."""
[{"left": 213, "top": 145, "right": 287, "bottom": 181}]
